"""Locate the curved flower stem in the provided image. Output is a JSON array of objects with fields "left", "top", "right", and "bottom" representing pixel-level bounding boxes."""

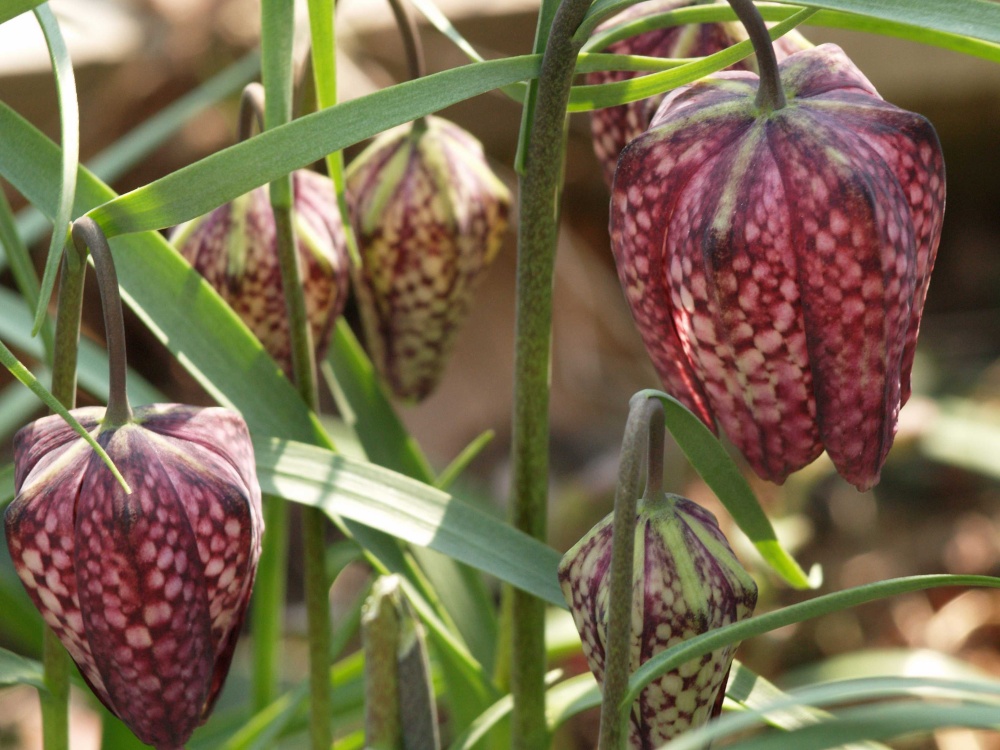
[
  {"left": 598, "top": 394, "right": 664, "bottom": 750},
  {"left": 70, "top": 217, "right": 132, "bottom": 428},
  {"left": 505, "top": 0, "right": 593, "bottom": 746},
  {"left": 385, "top": 0, "right": 426, "bottom": 82},
  {"left": 726, "top": 0, "right": 785, "bottom": 111},
  {"left": 38, "top": 238, "right": 88, "bottom": 750},
  {"left": 238, "top": 82, "right": 266, "bottom": 143}
]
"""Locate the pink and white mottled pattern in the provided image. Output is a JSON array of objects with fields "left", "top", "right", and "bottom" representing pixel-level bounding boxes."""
[
  {"left": 587, "top": 0, "right": 810, "bottom": 187},
  {"left": 171, "top": 169, "right": 350, "bottom": 378},
  {"left": 347, "top": 116, "right": 511, "bottom": 402},
  {"left": 610, "top": 44, "right": 946, "bottom": 490},
  {"left": 558, "top": 494, "right": 757, "bottom": 748},
  {"left": 5, "top": 405, "right": 263, "bottom": 750}
]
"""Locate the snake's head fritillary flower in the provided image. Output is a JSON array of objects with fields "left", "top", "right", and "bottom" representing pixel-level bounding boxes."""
[
  {"left": 610, "top": 44, "right": 946, "bottom": 490},
  {"left": 5, "top": 405, "right": 263, "bottom": 750},
  {"left": 171, "top": 169, "right": 350, "bottom": 377},
  {"left": 346, "top": 116, "right": 511, "bottom": 402},
  {"left": 588, "top": 0, "right": 810, "bottom": 186},
  {"left": 559, "top": 493, "right": 757, "bottom": 747}
]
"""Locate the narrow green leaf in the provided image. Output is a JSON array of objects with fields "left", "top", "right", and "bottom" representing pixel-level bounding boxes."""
[
  {"left": 446, "top": 671, "right": 563, "bottom": 750},
  {"left": 637, "top": 390, "right": 812, "bottom": 589},
  {"left": 0, "top": 647, "right": 46, "bottom": 691},
  {"left": 722, "top": 662, "right": 890, "bottom": 749},
  {"left": 769, "top": 0, "right": 1000, "bottom": 45},
  {"left": 85, "top": 56, "right": 541, "bottom": 238},
  {"left": 30, "top": 5, "right": 79, "bottom": 335},
  {"left": 324, "top": 323, "right": 500, "bottom": 674},
  {"left": 0, "top": 0, "right": 43, "bottom": 25},
  {"left": 568, "top": 8, "right": 817, "bottom": 111},
  {"left": 581, "top": 0, "right": 1000, "bottom": 47},
  {"left": 253, "top": 437, "right": 566, "bottom": 609},
  {"left": 0, "top": 286, "right": 164, "bottom": 408},
  {"left": 582, "top": 4, "right": 1000, "bottom": 65},
  {"left": 0, "top": 340, "right": 130, "bottom": 492},
  {"left": 0, "top": 186, "right": 54, "bottom": 360},
  {"left": 6, "top": 51, "right": 260, "bottom": 253},
  {"left": 436, "top": 430, "right": 495, "bottom": 491},
  {"left": 704, "top": 701, "right": 1000, "bottom": 750},
  {"left": 625, "top": 575, "right": 1000, "bottom": 708},
  {"left": 325, "top": 322, "right": 436, "bottom": 479},
  {"left": 673, "top": 675, "right": 1000, "bottom": 750}
]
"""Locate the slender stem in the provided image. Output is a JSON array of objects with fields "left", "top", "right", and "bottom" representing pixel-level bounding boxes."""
[
  {"left": 506, "top": 0, "right": 593, "bottom": 746},
  {"left": 598, "top": 395, "right": 664, "bottom": 750},
  {"left": 643, "top": 403, "right": 664, "bottom": 500},
  {"left": 726, "top": 0, "right": 785, "bottom": 111},
  {"left": 240, "top": 81, "right": 293, "bottom": 717},
  {"left": 238, "top": 82, "right": 266, "bottom": 142},
  {"left": 302, "top": 509, "right": 332, "bottom": 748},
  {"left": 38, "top": 239, "right": 89, "bottom": 750},
  {"left": 272, "top": 176, "right": 330, "bottom": 750},
  {"left": 39, "top": 624, "right": 70, "bottom": 750},
  {"left": 49, "top": 252, "right": 85, "bottom": 412},
  {"left": 261, "top": 3, "right": 331, "bottom": 744},
  {"left": 70, "top": 217, "right": 132, "bottom": 427},
  {"left": 251, "top": 494, "right": 289, "bottom": 711},
  {"left": 385, "top": 0, "right": 425, "bottom": 82}
]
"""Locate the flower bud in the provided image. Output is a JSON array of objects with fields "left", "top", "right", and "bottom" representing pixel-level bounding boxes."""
[
  {"left": 588, "top": 0, "right": 810, "bottom": 186},
  {"left": 5, "top": 405, "right": 263, "bottom": 750},
  {"left": 346, "top": 116, "right": 511, "bottom": 402},
  {"left": 610, "top": 44, "right": 946, "bottom": 490},
  {"left": 170, "top": 169, "right": 350, "bottom": 377},
  {"left": 559, "top": 493, "right": 757, "bottom": 747}
]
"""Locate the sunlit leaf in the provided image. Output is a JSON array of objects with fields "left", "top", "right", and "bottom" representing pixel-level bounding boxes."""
[
  {"left": 30, "top": 5, "right": 79, "bottom": 335},
  {"left": 253, "top": 437, "right": 566, "bottom": 609},
  {"left": 85, "top": 56, "right": 542, "bottom": 238}
]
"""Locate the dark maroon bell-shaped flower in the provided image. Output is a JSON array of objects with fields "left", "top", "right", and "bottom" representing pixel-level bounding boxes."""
[
  {"left": 171, "top": 169, "right": 350, "bottom": 377},
  {"left": 346, "top": 116, "right": 511, "bottom": 402},
  {"left": 5, "top": 405, "right": 263, "bottom": 750},
  {"left": 588, "top": 0, "right": 809, "bottom": 186},
  {"left": 610, "top": 44, "right": 946, "bottom": 490},
  {"left": 559, "top": 493, "right": 757, "bottom": 748}
]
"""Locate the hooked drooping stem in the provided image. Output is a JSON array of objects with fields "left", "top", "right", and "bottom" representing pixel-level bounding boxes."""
[
  {"left": 598, "top": 394, "right": 664, "bottom": 750},
  {"left": 726, "top": 0, "right": 786, "bottom": 111},
  {"left": 70, "top": 217, "right": 133, "bottom": 428}
]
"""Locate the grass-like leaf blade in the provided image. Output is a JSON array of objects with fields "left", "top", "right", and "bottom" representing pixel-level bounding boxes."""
[
  {"left": 85, "top": 56, "right": 541, "bottom": 238},
  {"left": 29, "top": 5, "right": 79, "bottom": 336},
  {"left": 253, "top": 437, "right": 566, "bottom": 609}
]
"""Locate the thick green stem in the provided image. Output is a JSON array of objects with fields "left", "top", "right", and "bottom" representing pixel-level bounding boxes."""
[
  {"left": 598, "top": 395, "right": 664, "bottom": 750},
  {"left": 38, "top": 239, "right": 88, "bottom": 750},
  {"left": 506, "top": 0, "right": 593, "bottom": 746},
  {"left": 70, "top": 218, "right": 132, "bottom": 427},
  {"left": 726, "top": 0, "right": 785, "bottom": 111},
  {"left": 261, "top": 9, "right": 331, "bottom": 737},
  {"left": 272, "top": 193, "right": 330, "bottom": 748}
]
